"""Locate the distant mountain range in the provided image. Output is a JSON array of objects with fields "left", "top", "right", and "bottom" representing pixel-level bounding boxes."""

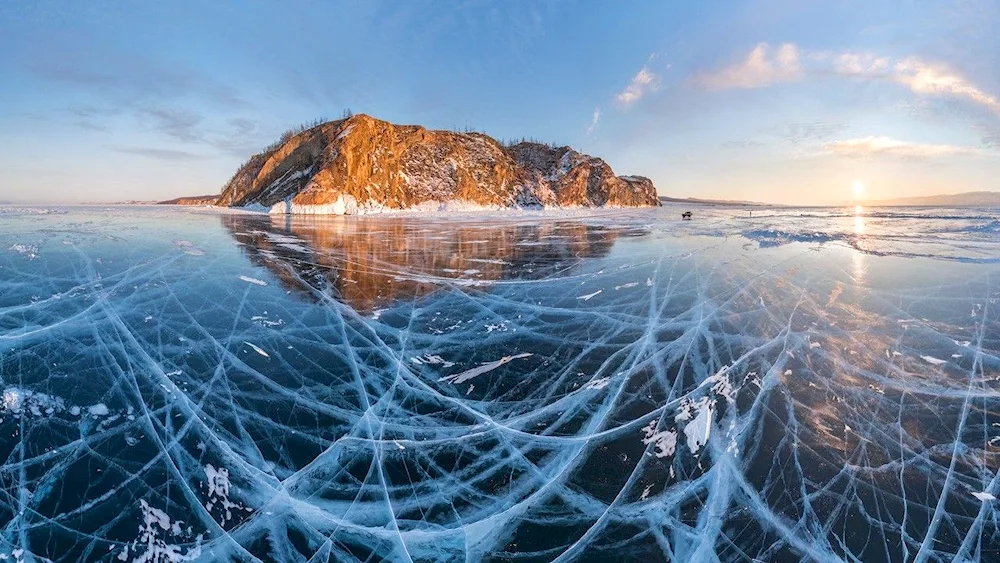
[
  {"left": 659, "top": 196, "right": 771, "bottom": 207},
  {"left": 660, "top": 191, "right": 1000, "bottom": 208},
  {"left": 860, "top": 191, "right": 1000, "bottom": 207}
]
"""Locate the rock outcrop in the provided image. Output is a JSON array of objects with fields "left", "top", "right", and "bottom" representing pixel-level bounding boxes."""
[
  {"left": 157, "top": 195, "right": 218, "bottom": 205},
  {"left": 213, "top": 114, "right": 659, "bottom": 213}
]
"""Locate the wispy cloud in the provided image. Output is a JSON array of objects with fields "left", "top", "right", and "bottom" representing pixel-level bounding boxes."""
[
  {"left": 111, "top": 147, "right": 208, "bottom": 161},
  {"left": 72, "top": 120, "right": 109, "bottom": 132},
  {"left": 585, "top": 108, "right": 601, "bottom": 136},
  {"left": 693, "top": 43, "right": 802, "bottom": 89},
  {"left": 783, "top": 121, "right": 848, "bottom": 145},
  {"left": 980, "top": 124, "right": 1000, "bottom": 148},
  {"left": 615, "top": 67, "right": 658, "bottom": 108},
  {"left": 823, "top": 136, "right": 985, "bottom": 159},
  {"left": 24, "top": 43, "right": 266, "bottom": 155},
  {"left": 28, "top": 48, "right": 245, "bottom": 108},
  {"left": 721, "top": 139, "right": 764, "bottom": 149},
  {"left": 139, "top": 107, "right": 203, "bottom": 143},
  {"left": 694, "top": 43, "right": 1000, "bottom": 117},
  {"left": 891, "top": 58, "right": 1000, "bottom": 115}
]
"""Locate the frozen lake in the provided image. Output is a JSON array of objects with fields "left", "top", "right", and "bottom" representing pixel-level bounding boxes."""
[{"left": 1, "top": 204, "right": 999, "bottom": 562}]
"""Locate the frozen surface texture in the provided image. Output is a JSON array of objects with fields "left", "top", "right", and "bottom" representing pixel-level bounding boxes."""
[{"left": 0, "top": 204, "right": 999, "bottom": 562}]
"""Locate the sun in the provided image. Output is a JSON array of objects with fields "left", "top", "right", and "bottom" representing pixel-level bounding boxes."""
[{"left": 852, "top": 181, "right": 866, "bottom": 198}]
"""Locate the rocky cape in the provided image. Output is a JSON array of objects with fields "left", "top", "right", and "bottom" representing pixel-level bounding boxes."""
[
  {"left": 157, "top": 194, "right": 219, "bottom": 205},
  {"left": 170, "top": 114, "right": 659, "bottom": 214}
]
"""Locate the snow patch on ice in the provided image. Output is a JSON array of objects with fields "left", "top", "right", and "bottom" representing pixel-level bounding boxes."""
[
  {"left": 238, "top": 275, "right": 268, "bottom": 286},
  {"left": 641, "top": 419, "right": 678, "bottom": 459},
  {"left": 243, "top": 342, "right": 270, "bottom": 358},
  {"left": 410, "top": 354, "right": 456, "bottom": 368},
  {"left": 584, "top": 376, "right": 611, "bottom": 390},
  {"left": 204, "top": 464, "right": 245, "bottom": 524},
  {"left": 439, "top": 353, "right": 532, "bottom": 384},
  {"left": 172, "top": 240, "right": 204, "bottom": 256},
  {"left": 117, "top": 500, "right": 202, "bottom": 562},
  {"left": 2, "top": 387, "right": 65, "bottom": 417},
  {"left": 676, "top": 397, "right": 713, "bottom": 454},
  {"left": 7, "top": 244, "right": 38, "bottom": 259}
]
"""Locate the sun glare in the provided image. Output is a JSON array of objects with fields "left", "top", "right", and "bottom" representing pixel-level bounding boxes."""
[{"left": 852, "top": 181, "right": 866, "bottom": 198}]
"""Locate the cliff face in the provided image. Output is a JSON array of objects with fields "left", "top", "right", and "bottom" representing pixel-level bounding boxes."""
[
  {"left": 507, "top": 143, "right": 658, "bottom": 208},
  {"left": 216, "top": 114, "right": 659, "bottom": 213}
]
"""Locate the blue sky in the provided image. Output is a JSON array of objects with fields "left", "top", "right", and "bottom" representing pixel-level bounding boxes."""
[{"left": 1, "top": 0, "right": 998, "bottom": 204}]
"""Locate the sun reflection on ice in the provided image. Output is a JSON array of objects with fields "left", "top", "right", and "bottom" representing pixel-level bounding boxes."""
[
  {"left": 853, "top": 205, "right": 865, "bottom": 235},
  {"left": 852, "top": 249, "right": 866, "bottom": 285},
  {"left": 852, "top": 205, "right": 866, "bottom": 284}
]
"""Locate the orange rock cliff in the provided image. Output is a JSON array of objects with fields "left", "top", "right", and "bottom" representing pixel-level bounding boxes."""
[{"left": 198, "top": 114, "right": 658, "bottom": 213}]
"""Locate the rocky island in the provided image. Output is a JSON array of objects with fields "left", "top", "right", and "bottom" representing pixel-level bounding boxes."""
[{"left": 163, "top": 114, "right": 659, "bottom": 214}]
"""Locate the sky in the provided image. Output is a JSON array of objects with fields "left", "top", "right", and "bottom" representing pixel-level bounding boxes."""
[{"left": 1, "top": 0, "right": 998, "bottom": 205}]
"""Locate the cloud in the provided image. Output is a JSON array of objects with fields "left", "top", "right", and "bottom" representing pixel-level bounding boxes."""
[
  {"left": 980, "top": 124, "right": 1000, "bottom": 148},
  {"left": 73, "top": 120, "right": 109, "bottom": 132},
  {"left": 202, "top": 117, "right": 265, "bottom": 156},
  {"left": 891, "top": 58, "right": 1000, "bottom": 116},
  {"left": 693, "top": 43, "right": 802, "bottom": 89},
  {"left": 721, "top": 139, "right": 764, "bottom": 149},
  {"left": 829, "top": 52, "right": 892, "bottom": 76},
  {"left": 585, "top": 108, "right": 601, "bottom": 136},
  {"left": 823, "top": 136, "right": 985, "bottom": 159},
  {"left": 111, "top": 147, "right": 208, "bottom": 161},
  {"left": 784, "top": 121, "right": 848, "bottom": 145},
  {"left": 226, "top": 118, "right": 258, "bottom": 137},
  {"left": 105, "top": 105, "right": 262, "bottom": 156},
  {"left": 23, "top": 43, "right": 266, "bottom": 154},
  {"left": 139, "top": 107, "right": 204, "bottom": 143},
  {"left": 28, "top": 48, "right": 245, "bottom": 108},
  {"left": 615, "top": 67, "right": 658, "bottom": 108},
  {"left": 693, "top": 44, "right": 1000, "bottom": 117}
]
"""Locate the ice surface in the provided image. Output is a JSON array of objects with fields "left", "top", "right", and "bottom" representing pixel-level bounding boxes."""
[{"left": 0, "top": 204, "right": 998, "bottom": 561}]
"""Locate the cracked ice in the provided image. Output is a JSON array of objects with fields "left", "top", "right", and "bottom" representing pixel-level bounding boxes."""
[{"left": 0, "top": 204, "right": 999, "bottom": 561}]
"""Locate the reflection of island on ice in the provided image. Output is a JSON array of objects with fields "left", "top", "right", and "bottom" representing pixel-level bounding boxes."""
[{"left": 221, "top": 214, "right": 646, "bottom": 312}]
